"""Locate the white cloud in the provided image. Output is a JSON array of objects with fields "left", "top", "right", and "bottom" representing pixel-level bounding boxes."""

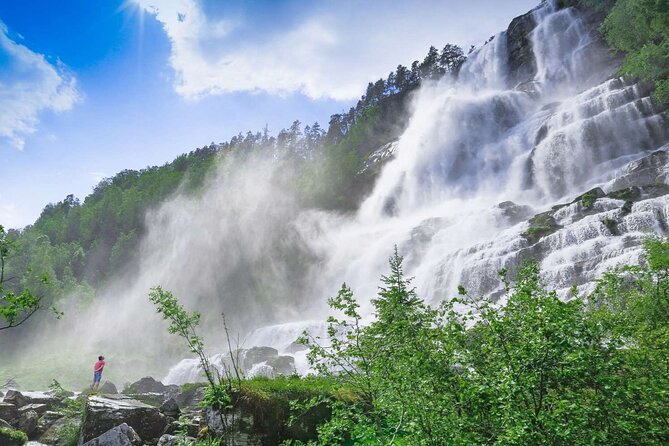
[
  {"left": 0, "top": 22, "right": 81, "bottom": 150},
  {"left": 138, "top": 0, "right": 537, "bottom": 100}
]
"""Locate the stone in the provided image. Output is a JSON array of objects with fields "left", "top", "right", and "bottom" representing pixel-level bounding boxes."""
[
  {"left": 497, "top": 201, "right": 533, "bottom": 225},
  {"left": 242, "top": 346, "right": 279, "bottom": 371},
  {"left": 124, "top": 377, "right": 167, "bottom": 394},
  {"left": 18, "top": 409, "right": 39, "bottom": 436},
  {"left": 37, "top": 416, "right": 80, "bottom": 446},
  {"left": 267, "top": 356, "right": 296, "bottom": 376},
  {"left": 158, "top": 398, "right": 179, "bottom": 418},
  {"left": 19, "top": 404, "right": 48, "bottom": 416},
  {"left": 35, "top": 411, "right": 64, "bottom": 436},
  {"left": 157, "top": 434, "right": 195, "bottom": 446},
  {"left": 175, "top": 386, "right": 205, "bottom": 409},
  {"left": 18, "top": 392, "right": 61, "bottom": 411},
  {"left": 0, "top": 417, "right": 12, "bottom": 429},
  {"left": 80, "top": 395, "right": 167, "bottom": 444},
  {"left": 82, "top": 423, "right": 142, "bottom": 446},
  {"left": 0, "top": 403, "right": 19, "bottom": 426},
  {"left": 284, "top": 341, "right": 308, "bottom": 354},
  {"left": 3, "top": 390, "right": 28, "bottom": 408},
  {"left": 99, "top": 381, "right": 118, "bottom": 394}
]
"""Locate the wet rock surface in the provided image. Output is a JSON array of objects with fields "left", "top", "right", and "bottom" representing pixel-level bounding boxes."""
[
  {"left": 80, "top": 395, "right": 166, "bottom": 445},
  {"left": 81, "top": 422, "right": 142, "bottom": 446}
]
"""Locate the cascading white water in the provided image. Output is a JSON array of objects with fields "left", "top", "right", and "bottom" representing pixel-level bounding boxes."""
[
  {"left": 298, "top": 0, "right": 668, "bottom": 311},
  {"left": 163, "top": 1, "right": 669, "bottom": 382}
]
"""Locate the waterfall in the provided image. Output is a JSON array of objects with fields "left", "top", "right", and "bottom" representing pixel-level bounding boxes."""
[
  {"left": 159, "top": 2, "right": 669, "bottom": 380},
  {"left": 298, "top": 0, "right": 669, "bottom": 313}
]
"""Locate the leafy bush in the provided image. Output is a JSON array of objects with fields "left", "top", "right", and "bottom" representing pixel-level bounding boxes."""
[
  {"left": 298, "top": 241, "right": 669, "bottom": 445},
  {"left": 0, "top": 427, "right": 28, "bottom": 446}
]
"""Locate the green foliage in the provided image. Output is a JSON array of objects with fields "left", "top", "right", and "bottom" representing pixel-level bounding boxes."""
[
  {"left": 149, "top": 286, "right": 243, "bottom": 443},
  {"left": 0, "top": 224, "right": 59, "bottom": 331},
  {"left": 300, "top": 241, "right": 669, "bottom": 445},
  {"left": 0, "top": 427, "right": 28, "bottom": 446},
  {"left": 600, "top": 0, "right": 669, "bottom": 107}
]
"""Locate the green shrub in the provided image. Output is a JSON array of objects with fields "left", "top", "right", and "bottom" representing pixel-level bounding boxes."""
[{"left": 0, "top": 427, "right": 28, "bottom": 446}]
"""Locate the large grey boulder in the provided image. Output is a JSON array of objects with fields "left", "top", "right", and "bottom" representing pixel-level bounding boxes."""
[
  {"left": 38, "top": 416, "right": 80, "bottom": 445},
  {"left": 242, "top": 346, "right": 279, "bottom": 371},
  {"left": 80, "top": 395, "right": 166, "bottom": 445},
  {"left": 99, "top": 382, "right": 118, "bottom": 395},
  {"left": 19, "top": 403, "right": 48, "bottom": 416},
  {"left": 124, "top": 377, "right": 166, "bottom": 394},
  {"left": 0, "top": 417, "right": 12, "bottom": 429},
  {"left": 0, "top": 402, "right": 19, "bottom": 425},
  {"left": 18, "top": 409, "right": 39, "bottom": 436},
  {"left": 158, "top": 398, "right": 179, "bottom": 418},
  {"left": 267, "top": 356, "right": 295, "bottom": 376},
  {"left": 3, "top": 390, "right": 28, "bottom": 407},
  {"left": 82, "top": 423, "right": 141, "bottom": 446},
  {"left": 175, "top": 386, "right": 205, "bottom": 409},
  {"left": 35, "top": 410, "right": 65, "bottom": 437}
]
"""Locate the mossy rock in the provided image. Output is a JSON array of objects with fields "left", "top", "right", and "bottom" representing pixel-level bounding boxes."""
[
  {"left": 602, "top": 218, "right": 619, "bottom": 235},
  {"left": 621, "top": 200, "right": 634, "bottom": 215},
  {"left": 0, "top": 427, "right": 28, "bottom": 446},
  {"left": 522, "top": 212, "right": 562, "bottom": 244},
  {"left": 574, "top": 187, "right": 606, "bottom": 209},
  {"left": 607, "top": 186, "right": 641, "bottom": 201}
]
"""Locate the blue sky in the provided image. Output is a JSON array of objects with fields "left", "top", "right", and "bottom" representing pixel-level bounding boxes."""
[{"left": 0, "top": 0, "right": 537, "bottom": 228}]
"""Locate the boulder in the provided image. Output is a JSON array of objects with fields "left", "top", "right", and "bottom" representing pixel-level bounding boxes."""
[
  {"left": 18, "top": 403, "right": 48, "bottom": 416},
  {"left": 99, "top": 382, "right": 118, "bottom": 395},
  {"left": 0, "top": 402, "right": 19, "bottom": 425},
  {"left": 18, "top": 409, "right": 38, "bottom": 436},
  {"left": 497, "top": 201, "right": 533, "bottom": 225},
  {"left": 158, "top": 398, "right": 179, "bottom": 418},
  {"left": 267, "top": 356, "right": 296, "bottom": 376},
  {"left": 242, "top": 347, "right": 278, "bottom": 371},
  {"left": 175, "top": 386, "right": 205, "bottom": 409},
  {"left": 35, "top": 410, "right": 64, "bottom": 433},
  {"left": 80, "top": 395, "right": 167, "bottom": 444},
  {"left": 124, "top": 377, "right": 166, "bottom": 394},
  {"left": 82, "top": 422, "right": 142, "bottom": 446},
  {"left": 37, "top": 416, "right": 80, "bottom": 445},
  {"left": 18, "top": 392, "right": 61, "bottom": 411},
  {"left": 0, "top": 418, "right": 12, "bottom": 429},
  {"left": 3, "top": 390, "right": 28, "bottom": 408}
]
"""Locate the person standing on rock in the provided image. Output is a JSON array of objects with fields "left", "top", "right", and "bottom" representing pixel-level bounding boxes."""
[{"left": 91, "top": 355, "right": 105, "bottom": 389}]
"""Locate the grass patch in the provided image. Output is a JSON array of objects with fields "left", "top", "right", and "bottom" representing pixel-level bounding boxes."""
[{"left": 238, "top": 375, "right": 357, "bottom": 402}]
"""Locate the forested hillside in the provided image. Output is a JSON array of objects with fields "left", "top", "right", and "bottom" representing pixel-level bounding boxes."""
[{"left": 0, "top": 43, "right": 467, "bottom": 327}]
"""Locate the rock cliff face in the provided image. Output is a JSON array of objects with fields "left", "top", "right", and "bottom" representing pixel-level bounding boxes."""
[{"left": 505, "top": 6, "right": 539, "bottom": 87}]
